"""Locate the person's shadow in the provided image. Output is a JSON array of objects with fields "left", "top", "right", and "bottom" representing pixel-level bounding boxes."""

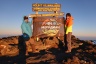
[
  {"left": 17, "top": 35, "right": 26, "bottom": 64},
  {"left": 0, "top": 36, "right": 27, "bottom": 64}
]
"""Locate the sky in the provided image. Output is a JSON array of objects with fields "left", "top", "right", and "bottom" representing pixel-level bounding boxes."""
[{"left": 0, "top": 0, "right": 96, "bottom": 40}]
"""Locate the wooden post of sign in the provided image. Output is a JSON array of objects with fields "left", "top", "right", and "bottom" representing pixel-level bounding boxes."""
[
  {"left": 54, "top": 11, "right": 58, "bottom": 17},
  {"left": 36, "top": 37, "right": 39, "bottom": 42},
  {"left": 35, "top": 3, "right": 38, "bottom": 14},
  {"left": 36, "top": 11, "right": 38, "bottom": 14},
  {"left": 54, "top": 11, "right": 58, "bottom": 19},
  {"left": 55, "top": 3, "right": 59, "bottom": 17},
  {"left": 35, "top": 11, "right": 39, "bottom": 41}
]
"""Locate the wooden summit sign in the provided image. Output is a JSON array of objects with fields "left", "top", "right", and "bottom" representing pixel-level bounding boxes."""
[{"left": 29, "top": 3, "right": 65, "bottom": 37}]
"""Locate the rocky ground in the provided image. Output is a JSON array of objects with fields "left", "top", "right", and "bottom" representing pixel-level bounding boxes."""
[{"left": 0, "top": 35, "right": 96, "bottom": 64}]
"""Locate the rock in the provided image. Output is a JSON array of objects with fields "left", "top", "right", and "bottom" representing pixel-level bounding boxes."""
[
  {"left": 86, "top": 40, "right": 93, "bottom": 45},
  {"left": 0, "top": 45, "right": 7, "bottom": 56},
  {"left": 58, "top": 36, "right": 64, "bottom": 41},
  {"left": 53, "top": 37, "right": 59, "bottom": 45},
  {"left": 72, "top": 56, "right": 80, "bottom": 64},
  {"left": 0, "top": 38, "right": 2, "bottom": 39},
  {"left": 0, "top": 35, "right": 96, "bottom": 64},
  {"left": 0, "top": 44, "right": 19, "bottom": 56},
  {"left": 80, "top": 60, "right": 87, "bottom": 64},
  {"left": 0, "top": 35, "right": 82, "bottom": 55},
  {"left": 27, "top": 37, "right": 52, "bottom": 52},
  {"left": 71, "top": 35, "right": 78, "bottom": 40},
  {"left": 44, "top": 37, "right": 59, "bottom": 49},
  {"left": 77, "top": 49, "right": 83, "bottom": 52},
  {"left": 26, "top": 54, "right": 55, "bottom": 64},
  {"left": 64, "top": 56, "right": 80, "bottom": 64},
  {"left": 5, "top": 45, "right": 19, "bottom": 56},
  {"left": 11, "top": 37, "right": 18, "bottom": 44},
  {"left": 72, "top": 44, "right": 79, "bottom": 49},
  {"left": 67, "top": 58, "right": 72, "bottom": 63}
]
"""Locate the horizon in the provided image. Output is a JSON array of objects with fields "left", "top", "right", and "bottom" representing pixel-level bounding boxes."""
[
  {"left": 0, "top": 0, "right": 96, "bottom": 40},
  {"left": 0, "top": 34, "right": 96, "bottom": 40}
]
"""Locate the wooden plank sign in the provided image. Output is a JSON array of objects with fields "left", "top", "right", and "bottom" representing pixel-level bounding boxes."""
[
  {"left": 32, "top": 3, "right": 61, "bottom": 7},
  {"left": 32, "top": 3, "right": 61, "bottom": 12},
  {"left": 32, "top": 7, "right": 60, "bottom": 12},
  {"left": 29, "top": 12, "right": 64, "bottom": 17}
]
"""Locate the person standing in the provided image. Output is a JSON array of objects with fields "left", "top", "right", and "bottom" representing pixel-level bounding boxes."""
[
  {"left": 65, "top": 13, "right": 74, "bottom": 53},
  {"left": 21, "top": 16, "right": 37, "bottom": 55}
]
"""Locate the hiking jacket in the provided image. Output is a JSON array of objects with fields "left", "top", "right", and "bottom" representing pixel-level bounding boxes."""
[
  {"left": 21, "top": 20, "right": 32, "bottom": 37},
  {"left": 65, "top": 16, "right": 73, "bottom": 34}
]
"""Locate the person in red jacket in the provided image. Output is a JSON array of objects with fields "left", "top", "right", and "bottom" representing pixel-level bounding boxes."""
[{"left": 65, "top": 13, "right": 74, "bottom": 53}]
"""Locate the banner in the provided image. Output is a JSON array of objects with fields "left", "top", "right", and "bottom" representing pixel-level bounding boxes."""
[{"left": 32, "top": 17, "right": 65, "bottom": 37}]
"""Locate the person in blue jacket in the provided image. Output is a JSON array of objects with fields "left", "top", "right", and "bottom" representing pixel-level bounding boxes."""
[
  {"left": 21, "top": 16, "right": 33, "bottom": 55},
  {"left": 21, "top": 16, "right": 32, "bottom": 37}
]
